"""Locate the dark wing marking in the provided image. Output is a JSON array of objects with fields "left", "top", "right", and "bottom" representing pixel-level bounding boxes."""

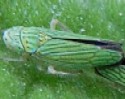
[{"left": 42, "top": 28, "right": 122, "bottom": 52}]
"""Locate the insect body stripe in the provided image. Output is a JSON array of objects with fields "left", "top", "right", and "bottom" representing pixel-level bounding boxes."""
[{"left": 19, "top": 29, "right": 26, "bottom": 52}]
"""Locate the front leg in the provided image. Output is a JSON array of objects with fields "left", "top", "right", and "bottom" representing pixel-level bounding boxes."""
[
  {"left": 0, "top": 52, "right": 30, "bottom": 62},
  {"left": 47, "top": 66, "right": 71, "bottom": 75},
  {"left": 48, "top": 19, "right": 74, "bottom": 76},
  {"left": 0, "top": 57, "right": 24, "bottom": 62}
]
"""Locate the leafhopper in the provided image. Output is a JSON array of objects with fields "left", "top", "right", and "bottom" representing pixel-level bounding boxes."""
[{"left": 2, "top": 19, "right": 125, "bottom": 86}]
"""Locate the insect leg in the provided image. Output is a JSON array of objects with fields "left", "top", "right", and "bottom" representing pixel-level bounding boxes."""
[
  {"left": 0, "top": 57, "right": 24, "bottom": 62},
  {"left": 47, "top": 65, "right": 74, "bottom": 75},
  {"left": 50, "top": 18, "right": 72, "bottom": 32}
]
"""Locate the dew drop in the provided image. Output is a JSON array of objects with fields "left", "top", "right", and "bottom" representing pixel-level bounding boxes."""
[
  {"left": 35, "top": 11, "right": 39, "bottom": 15},
  {"left": 22, "top": 82, "right": 26, "bottom": 87},
  {"left": 90, "top": 24, "right": 93, "bottom": 29},
  {"left": 27, "top": 2, "right": 31, "bottom": 6},
  {"left": 18, "top": 9, "right": 21, "bottom": 12},
  {"left": 119, "top": 12, "right": 123, "bottom": 16},
  {"left": 2, "top": 68, "right": 6, "bottom": 71},
  {"left": 39, "top": 88, "right": 43, "bottom": 92},
  {"left": 97, "top": 33, "right": 100, "bottom": 36},
  {"left": 24, "top": 10, "right": 27, "bottom": 15},
  {"left": 12, "top": 94, "right": 16, "bottom": 97},
  {"left": 12, "top": 12, "right": 16, "bottom": 15},
  {"left": 80, "top": 17, "right": 83, "bottom": 20},
  {"left": 80, "top": 28, "right": 85, "bottom": 33}
]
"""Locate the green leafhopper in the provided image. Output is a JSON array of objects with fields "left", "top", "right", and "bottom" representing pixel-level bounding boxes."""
[{"left": 2, "top": 22, "right": 125, "bottom": 86}]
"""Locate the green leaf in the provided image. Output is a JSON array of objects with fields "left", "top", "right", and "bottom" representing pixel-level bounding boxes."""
[{"left": 0, "top": 0, "right": 125, "bottom": 99}]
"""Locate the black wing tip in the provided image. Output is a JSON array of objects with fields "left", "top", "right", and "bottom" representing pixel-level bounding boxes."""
[
  {"left": 60, "top": 38, "right": 123, "bottom": 52},
  {"left": 121, "top": 57, "right": 125, "bottom": 65}
]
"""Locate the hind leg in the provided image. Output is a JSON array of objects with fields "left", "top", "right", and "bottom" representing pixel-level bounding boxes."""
[{"left": 50, "top": 18, "right": 72, "bottom": 32}]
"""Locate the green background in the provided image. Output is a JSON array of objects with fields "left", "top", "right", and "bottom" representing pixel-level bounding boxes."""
[{"left": 0, "top": 0, "right": 125, "bottom": 99}]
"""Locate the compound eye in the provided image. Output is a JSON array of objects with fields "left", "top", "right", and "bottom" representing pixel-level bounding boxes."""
[
  {"left": 2, "top": 30, "right": 6, "bottom": 36},
  {"left": 2, "top": 31, "right": 4, "bottom": 36}
]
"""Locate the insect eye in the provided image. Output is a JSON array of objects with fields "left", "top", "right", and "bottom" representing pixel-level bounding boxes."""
[
  {"left": 18, "top": 47, "right": 21, "bottom": 49},
  {"left": 5, "top": 38, "right": 7, "bottom": 41},
  {"left": 2, "top": 31, "right": 4, "bottom": 36}
]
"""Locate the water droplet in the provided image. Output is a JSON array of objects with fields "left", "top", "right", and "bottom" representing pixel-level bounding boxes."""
[
  {"left": 90, "top": 24, "right": 93, "bottom": 29},
  {"left": 18, "top": 9, "right": 21, "bottom": 12},
  {"left": 39, "top": 88, "right": 43, "bottom": 92},
  {"left": 119, "top": 12, "right": 123, "bottom": 16},
  {"left": 35, "top": 11, "right": 39, "bottom": 15},
  {"left": 80, "top": 17, "right": 83, "bottom": 20},
  {"left": 107, "top": 22, "right": 113, "bottom": 30},
  {"left": 27, "top": 2, "right": 31, "bottom": 6},
  {"left": 24, "top": 20, "right": 28, "bottom": 23},
  {"left": 2, "top": 68, "right": 6, "bottom": 71},
  {"left": 97, "top": 33, "right": 100, "bottom": 36},
  {"left": 24, "top": 10, "right": 27, "bottom": 15},
  {"left": 56, "top": 90, "right": 60, "bottom": 94},
  {"left": 10, "top": 82, "right": 14, "bottom": 87},
  {"left": 80, "top": 28, "right": 85, "bottom": 33},
  {"left": 100, "top": 19, "right": 104, "bottom": 22},
  {"left": 12, "top": 12, "right": 16, "bottom": 15},
  {"left": 121, "top": 29, "right": 124, "bottom": 32},
  {"left": 12, "top": 94, "right": 16, "bottom": 97}
]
